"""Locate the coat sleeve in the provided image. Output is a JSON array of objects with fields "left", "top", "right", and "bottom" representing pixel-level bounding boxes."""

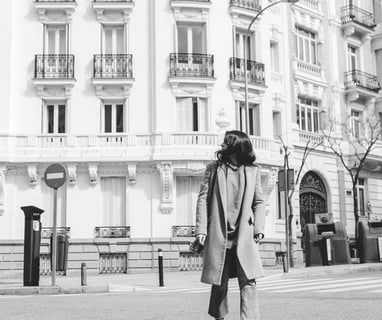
[
  {"left": 252, "top": 167, "right": 266, "bottom": 235},
  {"left": 195, "top": 163, "right": 214, "bottom": 236}
]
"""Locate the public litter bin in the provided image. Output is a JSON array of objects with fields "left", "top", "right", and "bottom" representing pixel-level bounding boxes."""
[
  {"left": 50, "top": 234, "right": 69, "bottom": 272},
  {"left": 358, "top": 220, "right": 382, "bottom": 263},
  {"left": 305, "top": 221, "right": 351, "bottom": 267},
  {"left": 20, "top": 206, "right": 44, "bottom": 286}
]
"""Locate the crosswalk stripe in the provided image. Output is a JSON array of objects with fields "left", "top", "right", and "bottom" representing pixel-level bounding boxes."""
[
  {"left": 369, "top": 289, "right": 382, "bottom": 293},
  {"left": 269, "top": 279, "right": 382, "bottom": 293},
  {"left": 317, "top": 282, "right": 382, "bottom": 293},
  {"left": 257, "top": 277, "right": 371, "bottom": 291}
]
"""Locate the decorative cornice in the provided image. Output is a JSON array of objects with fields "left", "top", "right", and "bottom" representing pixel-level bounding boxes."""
[
  {"left": 67, "top": 164, "right": 77, "bottom": 185},
  {"left": 88, "top": 163, "right": 98, "bottom": 185},
  {"left": 127, "top": 163, "right": 137, "bottom": 184},
  {"left": 27, "top": 165, "right": 38, "bottom": 186}
]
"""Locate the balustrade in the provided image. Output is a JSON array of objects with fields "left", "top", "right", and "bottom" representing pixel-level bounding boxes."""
[
  {"left": 169, "top": 53, "right": 214, "bottom": 78},
  {"left": 34, "top": 54, "right": 75, "bottom": 79},
  {"left": 229, "top": 57, "right": 265, "bottom": 85}
]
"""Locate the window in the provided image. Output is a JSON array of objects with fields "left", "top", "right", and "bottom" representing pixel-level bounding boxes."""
[
  {"left": 356, "top": 178, "right": 366, "bottom": 216},
  {"left": 176, "top": 97, "right": 208, "bottom": 132},
  {"left": 270, "top": 41, "right": 280, "bottom": 73},
  {"left": 273, "top": 111, "right": 282, "bottom": 140},
  {"left": 177, "top": 23, "right": 206, "bottom": 54},
  {"left": 351, "top": 109, "right": 361, "bottom": 138},
  {"left": 347, "top": 45, "right": 358, "bottom": 71},
  {"left": 176, "top": 176, "right": 203, "bottom": 225},
  {"left": 102, "top": 103, "right": 124, "bottom": 133},
  {"left": 44, "top": 102, "right": 66, "bottom": 134},
  {"left": 296, "top": 98, "right": 319, "bottom": 133},
  {"left": 235, "top": 30, "right": 253, "bottom": 60},
  {"left": 101, "top": 177, "right": 126, "bottom": 226},
  {"left": 295, "top": 27, "right": 317, "bottom": 65},
  {"left": 45, "top": 25, "right": 68, "bottom": 54},
  {"left": 237, "top": 101, "right": 260, "bottom": 136},
  {"left": 103, "top": 25, "right": 125, "bottom": 54}
]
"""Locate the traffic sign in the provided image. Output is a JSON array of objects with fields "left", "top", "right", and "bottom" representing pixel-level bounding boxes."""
[{"left": 44, "top": 164, "right": 66, "bottom": 189}]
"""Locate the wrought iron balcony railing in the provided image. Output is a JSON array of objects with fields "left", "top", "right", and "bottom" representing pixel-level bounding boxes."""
[
  {"left": 41, "top": 227, "right": 71, "bottom": 239},
  {"left": 341, "top": 5, "right": 376, "bottom": 29},
  {"left": 344, "top": 70, "right": 381, "bottom": 93},
  {"left": 172, "top": 225, "right": 196, "bottom": 237},
  {"left": 34, "top": 54, "right": 75, "bottom": 79},
  {"left": 95, "top": 226, "right": 131, "bottom": 238},
  {"left": 229, "top": 57, "right": 265, "bottom": 85},
  {"left": 169, "top": 53, "right": 214, "bottom": 78},
  {"left": 93, "top": 54, "right": 133, "bottom": 79},
  {"left": 230, "top": 0, "right": 261, "bottom": 12}
]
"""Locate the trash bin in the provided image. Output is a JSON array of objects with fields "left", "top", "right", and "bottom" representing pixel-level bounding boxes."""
[
  {"left": 358, "top": 220, "right": 382, "bottom": 263},
  {"left": 305, "top": 222, "right": 351, "bottom": 267},
  {"left": 20, "top": 206, "right": 44, "bottom": 286},
  {"left": 50, "top": 233, "right": 69, "bottom": 273}
]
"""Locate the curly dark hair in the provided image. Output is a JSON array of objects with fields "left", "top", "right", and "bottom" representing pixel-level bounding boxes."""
[{"left": 216, "top": 130, "right": 256, "bottom": 166}]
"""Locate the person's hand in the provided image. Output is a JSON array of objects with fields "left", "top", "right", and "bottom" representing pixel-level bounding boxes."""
[
  {"left": 254, "top": 233, "right": 264, "bottom": 243},
  {"left": 196, "top": 234, "right": 206, "bottom": 246}
]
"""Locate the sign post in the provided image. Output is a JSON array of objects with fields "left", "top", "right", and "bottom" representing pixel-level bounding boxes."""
[{"left": 44, "top": 164, "right": 66, "bottom": 286}]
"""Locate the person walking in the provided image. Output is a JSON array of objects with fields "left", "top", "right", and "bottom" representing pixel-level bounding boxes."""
[{"left": 195, "top": 130, "right": 266, "bottom": 320}]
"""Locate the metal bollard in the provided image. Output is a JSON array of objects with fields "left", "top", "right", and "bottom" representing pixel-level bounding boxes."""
[
  {"left": 158, "top": 249, "right": 164, "bottom": 287},
  {"left": 81, "top": 262, "right": 87, "bottom": 286}
]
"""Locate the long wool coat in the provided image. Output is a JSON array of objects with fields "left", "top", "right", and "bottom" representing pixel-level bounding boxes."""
[{"left": 195, "top": 161, "right": 266, "bottom": 285}]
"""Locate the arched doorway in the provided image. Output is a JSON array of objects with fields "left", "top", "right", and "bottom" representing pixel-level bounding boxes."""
[{"left": 299, "top": 171, "right": 328, "bottom": 250}]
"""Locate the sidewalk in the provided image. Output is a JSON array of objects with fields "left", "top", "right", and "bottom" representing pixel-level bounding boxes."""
[{"left": 0, "top": 263, "right": 381, "bottom": 296}]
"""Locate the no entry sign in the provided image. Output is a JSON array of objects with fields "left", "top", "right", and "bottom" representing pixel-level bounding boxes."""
[{"left": 44, "top": 164, "right": 66, "bottom": 189}]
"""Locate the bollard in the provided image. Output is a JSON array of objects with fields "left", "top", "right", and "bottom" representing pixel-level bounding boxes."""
[
  {"left": 81, "top": 262, "right": 87, "bottom": 286},
  {"left": 158, "top": 249, "right": 164, "bottom": 287},
  {"left": 282, "top": 252, "right": 288, "bottom": 273}
]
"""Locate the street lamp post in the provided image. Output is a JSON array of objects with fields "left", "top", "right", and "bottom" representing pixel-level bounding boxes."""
[{"left": 243, "top": 0, "right": 299, "bottom": 135}]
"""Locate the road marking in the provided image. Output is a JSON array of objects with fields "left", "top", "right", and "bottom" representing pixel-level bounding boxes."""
[
  {"left": 269, "top": 278, "right": 382, "bottom": 293},
  {"left": 317, "top": 281, "right": 382, "bottom": 293}
]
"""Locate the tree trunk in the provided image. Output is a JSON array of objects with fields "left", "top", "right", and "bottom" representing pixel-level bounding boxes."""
[{"left": 353, "top": 185, "right": 360, "bottom": 256}]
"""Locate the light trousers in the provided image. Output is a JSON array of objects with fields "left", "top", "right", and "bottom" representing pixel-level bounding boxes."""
[{"left": 208, "top": 247, "right": 260, "bottom": 320}]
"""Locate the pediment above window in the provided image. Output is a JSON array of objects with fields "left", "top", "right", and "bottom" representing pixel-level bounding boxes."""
[
  {"left": 170, "top": 0, "right": 211, "bottom": 21},
  {"left": 93, "top": 0, "right": 135, "bottom": 23},
  {"left": 34, "top": 1, "right": 77, "bottom": 23}
]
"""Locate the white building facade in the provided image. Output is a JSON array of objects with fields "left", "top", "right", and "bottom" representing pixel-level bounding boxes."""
[{"left": 0, "top": 0, "right": 381, "bottom": 275}]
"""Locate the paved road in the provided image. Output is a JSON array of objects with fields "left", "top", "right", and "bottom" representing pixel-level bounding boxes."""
[{"left": 1, "top": 272, "right": 381, "bottom": 320}]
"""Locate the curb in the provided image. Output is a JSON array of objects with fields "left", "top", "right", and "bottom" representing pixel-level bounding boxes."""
[{"left": 0, "top": 285, "right": 112, "bottom": 296}]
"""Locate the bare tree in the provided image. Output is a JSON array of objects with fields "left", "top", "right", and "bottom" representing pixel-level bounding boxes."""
[
  {"left": 280, "top": 137, "right": 322, "bottom": 267},
  {"left": 322, "top": 116, "right": 382, "bottom": 243}
]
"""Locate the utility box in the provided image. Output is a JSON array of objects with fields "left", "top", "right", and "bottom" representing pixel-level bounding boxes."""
[
  {"left": 305, "top": 221, "right": 351, "bottom": 267},
  {"left": 21, "top": 206, "right": 44, "bottom": 286},
  {"left": 358, "top": 220, "right": 382, "bottom": 263},
  {"left": 50, "top": 234, "right": 69, "bottom": 272}
]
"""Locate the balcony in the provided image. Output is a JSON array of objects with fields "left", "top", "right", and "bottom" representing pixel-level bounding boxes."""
[
  {"left": 34, "top": 54, "right": 74, "bottom": 79},
  {"left": 229, "top": 57, "right": 266, "bottom": 97},
  {"left": 169, "top": 53, "right": 215, "bottom": 94},
  {"left": 0, "top": 133, "right": 282, "bottom": 164},
  {"left": 92, "top": 54, "right": 134, "bottom": 98},
  {"left": 169, "top": 53, "right": 214, "bottom": 78},
  {"left": 95, "top": 226, "right": 130, "bottom": 238},
  {"left": 93, "top": 0, "right": 134, "bottom": 23},
  {"left": 33, "top": 54, "right": 76, "bottom": 98},
  {"left": 344, "top": 70, "right": 381, "bottom": 103},
  {"left": 230, "top": 0, "right": 261, "bottom": 12},
  {"left": 34, "top": 0, "right": 77, "bottom": 23},
  {"left": 341, "top": 5, "right": 376, "bottom": 39},
  {"left": 41, "top": 227, "right": 71, "bottom": 239},
  {"left": 229, "top": 57, "right": 265, "bottom": 85},
  {"left": 172, "top": 226, "right": 195, "bottom": 237}
]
